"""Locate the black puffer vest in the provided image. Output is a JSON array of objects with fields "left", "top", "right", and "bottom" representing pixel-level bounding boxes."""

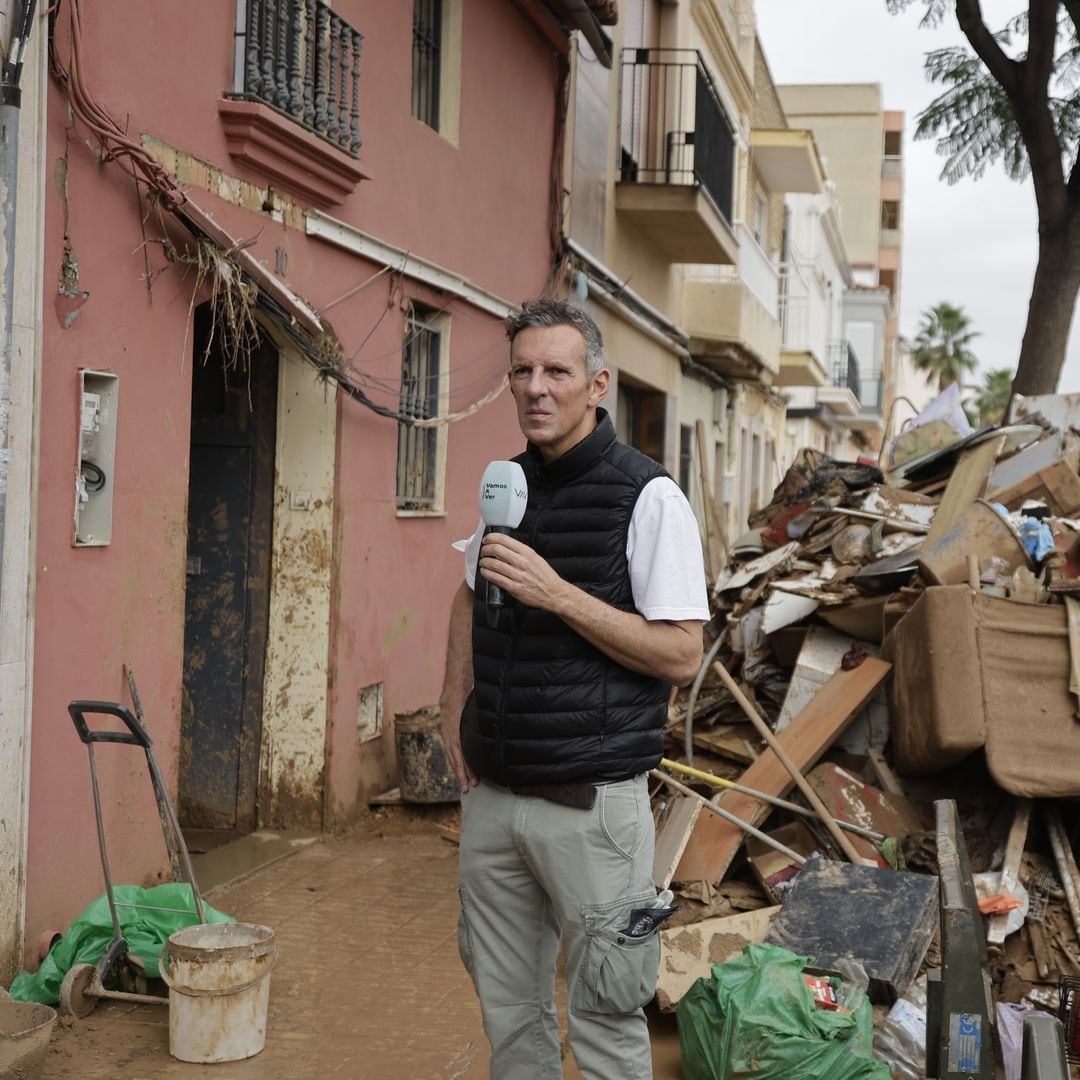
[{"left": 462, "top": 409, "right": 671, "bottom": 786}]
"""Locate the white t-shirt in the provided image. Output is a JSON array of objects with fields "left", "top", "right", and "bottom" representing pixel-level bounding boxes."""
[{"left": 457, "top": 476, "right": 710, "bottom": 622}]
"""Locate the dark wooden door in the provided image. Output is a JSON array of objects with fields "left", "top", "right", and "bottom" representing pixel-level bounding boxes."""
[{"left": 180, "top": 312, "right": 277, "bottom": 832}]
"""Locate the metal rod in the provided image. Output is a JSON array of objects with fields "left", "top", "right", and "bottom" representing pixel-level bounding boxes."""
[
  {"left": 711, "top": 662, "right": 868, "bottom": 865},
  {"left": 650, "top": 769, "right": 808, "bottom": 866},
  {"left": 1046, "top": 804, "right": 1080, "bottom": 942},
  {"left": 86, "top": 745, "right": 123, "bottom": 942},
  {"left": 660, "top": 757, "right": 885, "bottom": 843}
]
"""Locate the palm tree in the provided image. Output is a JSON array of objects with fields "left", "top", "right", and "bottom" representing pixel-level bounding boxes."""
[
  {"left": 911, "top": 302, "right": 979, "bottom": 392},
  {"left": 973, "top": 368, "right": 1014, "bottom": 426}
]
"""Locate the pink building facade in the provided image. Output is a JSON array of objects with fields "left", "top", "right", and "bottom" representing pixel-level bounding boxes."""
[{"left": 15, "top": 0, "right": 593, "bottom": 965}]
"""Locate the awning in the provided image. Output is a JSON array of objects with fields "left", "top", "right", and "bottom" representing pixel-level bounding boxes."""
[{"left": 749, "top": 129, "right": 826, "bottom": 195}]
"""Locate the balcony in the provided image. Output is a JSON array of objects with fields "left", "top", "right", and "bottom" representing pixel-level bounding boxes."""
[
  {"left": 615, "top": 48, "right": 739, "bottom": 265},
  {"left": 776, "top": 264, "right": 828, "bottom": 387},
  {"left": 880, "top": 227, "right": 901, "bottom": 248},
  {"left": 749, "top": 129, "right": 825, "bottom": 194},
  {"left": 817, "top": 340, "right": 861, "bottom": 416},
  {"left": 882, "top": 155, "right": 903, "bottom": 180},
  {"left": 219, "top": 0, "right": 369, "bottom": 207},
  {"left": 683, "top": 270, "right": 781, "bottom": 382}
]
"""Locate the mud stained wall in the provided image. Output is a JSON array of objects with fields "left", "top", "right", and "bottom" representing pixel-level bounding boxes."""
[
  {"left": 22, "top": 0, "right": 563, "bottom": 947},
  {"left": 0, "top": 21, "right": 47, "bottom": 981},
  {"left": 261, "top": 352, "right": 336, "bottom": 828}
]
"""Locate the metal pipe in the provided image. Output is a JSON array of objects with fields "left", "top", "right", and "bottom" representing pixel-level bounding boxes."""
[
  {"left": 565, "top": 236, "right": 691, "bottom": 346},
  {"left": 660, "top": 757, "right": 885, "bottom": 843},
  {"left": 0, "top": 0, "right": 36, "bottom": 639},
  {"left": 650, "top": 769, "right": 808, "bottom": 866},
  {"left": 584, "top": 275, "right": 691, "bottom": 361}
]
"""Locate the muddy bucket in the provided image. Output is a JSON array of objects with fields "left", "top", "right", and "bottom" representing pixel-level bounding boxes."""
[
  {"left": 917, "top": 498, "right": 1030, "bottom": 586},
  {"left": 0, "top": 995, "right": 57, "bottom": 1080},
  {"left": 395, "top": 706, "right": 460, "bottom": 803},
  {"left": 162, "top": 922, "right": 276, "bottom": 1063}
]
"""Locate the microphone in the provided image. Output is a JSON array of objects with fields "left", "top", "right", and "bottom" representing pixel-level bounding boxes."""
[{"left": 478, "top": 460, "right": 528, "bottom": 613}]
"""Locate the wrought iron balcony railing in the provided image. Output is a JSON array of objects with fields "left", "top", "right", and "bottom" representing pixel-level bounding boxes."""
[
  {"left": 236, "top": 0, "right": 363, "bottom": 158},
  {"left": 618, "top": 48, "right": 736, "bottom": 224},
  {"left": 828, "top": 339, "right": 861, "bottom": 399}
]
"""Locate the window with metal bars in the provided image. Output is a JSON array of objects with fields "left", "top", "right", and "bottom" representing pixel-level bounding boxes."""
[
  {"left": 412, "top": 0, "right": 442, "bottom": 130},
  {"left": 396, "top": 311, "right": 443, "bottom": 510}
]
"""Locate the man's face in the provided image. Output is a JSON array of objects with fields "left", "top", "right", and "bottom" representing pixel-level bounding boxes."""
[{"left": 509, "top": 325, "right": 610, "bottom": 462}]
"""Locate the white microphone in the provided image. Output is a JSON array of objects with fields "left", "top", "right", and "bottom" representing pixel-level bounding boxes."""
[{"left": 478, "top": 460, "right": 528, "bottom": 611}]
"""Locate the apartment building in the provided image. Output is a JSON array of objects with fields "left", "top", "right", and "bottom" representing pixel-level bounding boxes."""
[
  {"left": 776, "top": 83, "right": 906, "bottom": 455},
  {"left": 564, "top": 2, "right": 827, "bottom": 553}
]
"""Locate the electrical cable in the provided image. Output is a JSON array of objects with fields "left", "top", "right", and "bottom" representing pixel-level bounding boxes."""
[{"left": 80, "top": 459, "right": 105, "bottom": 493}]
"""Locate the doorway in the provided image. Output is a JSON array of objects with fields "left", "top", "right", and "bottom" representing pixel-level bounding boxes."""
[{"left": 180, "top": 305, "right": 278, "bottom": 838}]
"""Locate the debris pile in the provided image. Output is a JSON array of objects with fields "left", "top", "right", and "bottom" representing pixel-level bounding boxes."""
[{"left": 655, "top": 389, "right": 1080, "bottom": 1077}]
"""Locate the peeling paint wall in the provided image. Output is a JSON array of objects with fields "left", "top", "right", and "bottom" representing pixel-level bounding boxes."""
[{"left": 260, "top": 352, "right": 335, "bottom": 829}]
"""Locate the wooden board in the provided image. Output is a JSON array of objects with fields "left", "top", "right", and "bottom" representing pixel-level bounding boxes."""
[
  {"left": 866, "top": 749, "right": 905, "bottom": 796},
  {"left": 653, "top": 795, "right": 702, "bottom": 890},
  {"left": 656, "top": 905, "right": 781, "bottom": 1012},
  {"left": 673, "top": 658, "right": 892, "bottom": 884},
  {"left": 695, "top": 419, "right": 727, "bottom": 580},
  {"left": 924, "top": 435, "right": 1003, "bottom": 545},
  {"left": 670, "top": 722, "right": 760, "bottom": 766},
  {"left": 987, "top": 798, "right": 1031, "bottom": 945}
]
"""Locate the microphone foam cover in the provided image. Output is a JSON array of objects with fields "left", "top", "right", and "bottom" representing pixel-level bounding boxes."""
[{"left": 479, "top": 460, "right": 528, "bottom": 528}]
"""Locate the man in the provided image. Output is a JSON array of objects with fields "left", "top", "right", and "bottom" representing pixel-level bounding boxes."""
[{"left": 440, "top": 298, "right": 708, "bottom": 1080}]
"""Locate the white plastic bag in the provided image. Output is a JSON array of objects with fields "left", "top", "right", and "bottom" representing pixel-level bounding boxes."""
[
  {"left": 873, "top": 976, "right": 927, "bottom": 1080},
  {"left": 996, "top": 1001, "right": 1037, "bottom": 1080}
]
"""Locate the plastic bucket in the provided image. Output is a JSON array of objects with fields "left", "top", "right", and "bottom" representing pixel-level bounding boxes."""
[
  {"left": 0, "top": 997, "right": 57, "bottom": 1079},
  {"left": 162, "top": 922, "right": 276, "bottom": 1063},
  {"left": 395, "top": 706, "right": 460, "bottom": 803}
]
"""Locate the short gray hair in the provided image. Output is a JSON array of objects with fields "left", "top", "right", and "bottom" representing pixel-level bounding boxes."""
[{"left": 504, "top": 298, "right": 605, "bottom": 378}]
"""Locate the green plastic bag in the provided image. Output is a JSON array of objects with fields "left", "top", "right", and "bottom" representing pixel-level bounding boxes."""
[
  {"left": 8, "top": 883, "right": 235, "bottom": 1005},
  {"left": 677, "top": 942, "right": 891, "bottom": 1080}
]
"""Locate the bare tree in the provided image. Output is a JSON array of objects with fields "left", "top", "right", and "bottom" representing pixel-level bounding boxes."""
[{"left": 891, "top": 0, "right": 1080, "bottom": 394}]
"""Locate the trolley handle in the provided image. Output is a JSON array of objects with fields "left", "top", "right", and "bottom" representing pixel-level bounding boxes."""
[{"left": 68, "top": 700, "right": 152, "bottom": 748}]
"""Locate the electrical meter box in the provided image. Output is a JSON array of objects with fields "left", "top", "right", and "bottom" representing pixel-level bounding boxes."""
[{"left": 74, "top": 370, "right": 119, "bottom": 546}]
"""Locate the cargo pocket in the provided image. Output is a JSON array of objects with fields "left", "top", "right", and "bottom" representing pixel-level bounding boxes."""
[
  {"left": 456, "top": 888, "right": 479, "bottom": 989},
  {"left": 571, "top": 889, "right": 662, "bottom": 1016}
]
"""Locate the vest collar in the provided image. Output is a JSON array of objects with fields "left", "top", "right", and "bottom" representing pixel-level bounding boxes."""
[{"left": 524, "top": 408, "right": 617, "bottom": 486}]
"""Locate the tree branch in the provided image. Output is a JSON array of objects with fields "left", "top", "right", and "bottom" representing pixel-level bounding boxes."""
[
  {"left": 1025, "top": 0, "right": 1059, "bottom": 93},
  {"left": 954, "top": 0, "right": 1021, "bottom": 95}
]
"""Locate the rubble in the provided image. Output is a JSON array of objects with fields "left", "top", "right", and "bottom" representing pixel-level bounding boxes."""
[{"left": 654, "top": 388, "right": 1080, "bottom": 1075}]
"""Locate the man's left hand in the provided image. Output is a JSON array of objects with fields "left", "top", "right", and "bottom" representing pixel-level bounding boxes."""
[{"left": 478, "top": 533, "right": 565, "bottom": 611}]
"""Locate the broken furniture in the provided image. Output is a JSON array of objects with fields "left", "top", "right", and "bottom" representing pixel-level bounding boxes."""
[{"left": 886, "top": 585, "right": 1080, "bottom": 796}]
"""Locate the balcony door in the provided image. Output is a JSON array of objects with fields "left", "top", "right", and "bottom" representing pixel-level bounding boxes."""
[{"left": 619, "top": 0, "right": 662, "bottom": 179}]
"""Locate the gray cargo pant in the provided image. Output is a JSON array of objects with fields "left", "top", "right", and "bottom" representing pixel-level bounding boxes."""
[{"left": 457, "top": 775, "right": 659, "bottom": 1080}]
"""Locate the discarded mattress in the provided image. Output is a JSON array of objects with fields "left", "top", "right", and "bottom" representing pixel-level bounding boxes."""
[{"left": 884, "top": 584, "right": 1080, "bottom": 797}]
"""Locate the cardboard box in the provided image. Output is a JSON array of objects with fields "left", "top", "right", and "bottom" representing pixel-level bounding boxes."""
[{"left": 883, "top": 585, "right": 1080, "bottom": 797}]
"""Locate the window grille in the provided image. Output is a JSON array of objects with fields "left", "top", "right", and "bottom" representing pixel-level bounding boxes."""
[
  {"left": 412, "top": 0, "right": 442, "bottom": 129},
  {"left": 396, "top": 312, "right": 442, "bottom": 509}
]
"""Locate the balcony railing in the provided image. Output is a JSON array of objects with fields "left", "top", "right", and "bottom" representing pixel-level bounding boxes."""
[
  {"left": 882, "top": 155, "right": 903, "bottom": 180},
  {"left": 618, "top": 48, "right": 736, "bottom": 224},
  {"left": 828, "top": 339, "right": 861, "bottom": 399},
  {"left": 235, "top": 0, "right": 363, "bottom": 158}
]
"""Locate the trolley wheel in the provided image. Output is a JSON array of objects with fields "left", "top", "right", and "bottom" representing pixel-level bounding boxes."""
[{"left": 59, "top": 963, "right": 98, "bottom": 1018}]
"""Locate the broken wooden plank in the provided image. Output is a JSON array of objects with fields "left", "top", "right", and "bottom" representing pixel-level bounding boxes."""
[
  {"left": 435, "top": 823, "right": 461, "bottom": 846},
  {"left": 673, "top": 657, "right": 892, "bottom": 884},
  {"left": 656, "top": 905, "right": 781, "bottom": 1012},
  {"left": 866, "top": 749, "right": 906, "bottom": 797},
  {"left": 987, "top": 798, "right": 1032, "bottom": 945},
  {"left": 653, "top": 795, "right": 702, "bottom": 890},
  {"left": 695, "top": 419, "right": 727, "bottom": 580},
  {"left": 924, "top": 435, "right": 1003, "bottom": 546},
  {"left": 670, "top": 722, "right": 760, "bottom": 766}
]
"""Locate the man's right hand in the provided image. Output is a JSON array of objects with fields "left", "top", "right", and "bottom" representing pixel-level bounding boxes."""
[{"left": 440, "top": 697, "right": 478, "bottom": 793}]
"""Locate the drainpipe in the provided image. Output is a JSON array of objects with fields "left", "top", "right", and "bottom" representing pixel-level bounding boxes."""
[{"left": 0, "top": 0, "right": 36, "bottom": 617}]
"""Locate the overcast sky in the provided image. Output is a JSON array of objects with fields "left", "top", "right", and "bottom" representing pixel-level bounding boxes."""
[{"left": 755, "top": 0, "right": 1080, "bottom": 393}]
